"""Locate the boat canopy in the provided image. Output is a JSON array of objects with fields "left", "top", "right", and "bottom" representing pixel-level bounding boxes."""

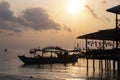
[{"left": 42, "top": 46, "right": 66, "bottom": 52}]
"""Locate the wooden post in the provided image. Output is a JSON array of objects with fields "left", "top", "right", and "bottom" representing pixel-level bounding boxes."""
[
  {"left": 107, "top": 60, "right": 109, "bottom": 71},
  {"left": 113, "top": 60, "right": 115, "bottom": 72},
  {"left": 86, "top": 38, "right": 88, "bottom": 53},
  {"left": 99, "top": 60, "right": 101, "bottom": 70},
  {"left": 51, "top": 52, "right": 52, "bottom": 58},
  {"left": 109, "top": 60, "right": 111, "bottom": 70},
  {"left": 103, "top": 40, "right": 105, "bottom": 50},
  {"left": 101, "top": 60, "right": 103, "bottom": 72},
  {"left": 116, "top": 14, "right": 118, "bottom": 29},
  {"left": 118, "top": 60, "right": 120, "bottom": 73},
  {"left": 112, "top": 60, "right": 115, "bottom": 77},
  {"left": 116, "top": 13, "right": 119, "bottom": 51},
  {"left": 104, "top": 60, "right": 106, "bottom": 72},
  {"left": 86, "top": 59, "right": 89, "bottom": 76},
  {"left": 93, "top": 59, "right": 95, "bottom": 74},
  {"left": 86, "top": 38, "right": 89, "bottom": 75}
]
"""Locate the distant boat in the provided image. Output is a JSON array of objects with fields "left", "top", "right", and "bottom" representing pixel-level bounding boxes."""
[
  {"left": 4, "top": 49, "right": 7, "bottom": 52},
  {"left": 18, "top": 46, "right": 79, "bottom": 64}
]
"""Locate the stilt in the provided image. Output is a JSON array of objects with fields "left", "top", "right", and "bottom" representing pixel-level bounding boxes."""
[
  {"left": 109, "top": 60, "right": 111, "bottom": 70},
  {"left": 99, "top": 59, "right": 101, "bottom": 70},
  {"left": 107, "top": 60, "right": 109, "bottom": 71},
  {"left": 117, "top": 60, "right": 120, "bottom": 76},
  {"left": 86, "top": 58, "right": 89, "bottom": 77},
  {"left": 99, "top": 59, "right": 102, "bottom": 78},
  {"left": 113, "top": 60, "right": 116, "bottom": 77},
  {"left": 99, "top": 60, "right": 103, "bottom": 73},
  {"left": 93, "top": 59, "right": 95, "bottom": 76},
  {"left": 105, "top": 60, "right": 107, "bottom": 70},
  {"left": 101, "top": 60, "right": 103, "bottom": 72}
]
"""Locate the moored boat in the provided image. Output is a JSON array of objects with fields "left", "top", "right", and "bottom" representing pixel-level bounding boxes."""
[
  {"left": 18, "top": 46, "right": 80, "bottom": 64},
  {"left": 18, "top": 54, "right": 78, "bottom": 64}
]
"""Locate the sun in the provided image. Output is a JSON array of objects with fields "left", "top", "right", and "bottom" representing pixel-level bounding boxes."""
[{"left": 67, "top": 0, "right": 82, "bottom": 15}]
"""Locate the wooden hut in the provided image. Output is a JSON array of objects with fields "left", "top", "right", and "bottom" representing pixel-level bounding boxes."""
[
  {"left": 77, "top": 5, "right": 120, "bottom": 60},
  {"left": 77, "top": 5, "right": 120, "bottom": 72}
]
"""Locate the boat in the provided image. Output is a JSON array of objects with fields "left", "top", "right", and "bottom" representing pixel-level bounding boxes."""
[
  {"left": 18, "top": 46, "right": 79, "bottom": 64},
  {"left": 4, "top": 49, "right": 7, "bottom": 52},
  {"left": 18, "top": 54, "right": 78, "bottom": 64}
]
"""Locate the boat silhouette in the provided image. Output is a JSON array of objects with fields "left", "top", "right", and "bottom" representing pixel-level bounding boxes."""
[{"left": 18, "top": 46, "right": 80, "bottom": 64}]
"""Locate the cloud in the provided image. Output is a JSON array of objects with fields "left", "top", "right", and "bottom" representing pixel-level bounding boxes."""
[
  {"left": 0, "top": 1, "right": 13, "bottom": 21},
  {"left": 0, "top": 1, "right": 24, "bottom": 34},
  {"left": 0, "top": 1, "right": 71, "bottom": 36},
  {"left": 22, "top": 8, "right": 61, "bottom": 31},
  {"left": 0, "top": 30, "right": 16, "bottom": 37},
  {"left": 102, "top": 0, "right": 106, "bottom": 4},
  {"left": 103, "top": 16, "right": 111, "bottom": 22},
  {"left": 0, "top": 20, "right": 23, "bottom": 32},
  {"left": 62, "top": 24, "right": 72, "bottom": 32},
  {"left": 85, "top": 5, "right": 98, "bottom": 19}
]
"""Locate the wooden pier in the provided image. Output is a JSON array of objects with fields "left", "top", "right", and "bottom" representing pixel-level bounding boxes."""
[{"left": 77, "top": 5, "right": 120, "bottom": 77}]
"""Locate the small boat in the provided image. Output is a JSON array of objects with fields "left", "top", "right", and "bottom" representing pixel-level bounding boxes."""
[
  {"left": 4, "top": 49, "right": 7, "bottom": 52},
  {"left": 18, "top": 46, "right": 79, "bottom": 64},
  {"left": 18, "top": 54, "right": 78, "bottom": 64}
]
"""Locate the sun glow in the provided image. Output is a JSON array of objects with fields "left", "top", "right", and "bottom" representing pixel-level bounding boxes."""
[{"left": 67, "top": 0, "right": 83, "bottom": 15}]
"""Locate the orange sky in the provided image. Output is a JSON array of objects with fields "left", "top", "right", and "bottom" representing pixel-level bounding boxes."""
[{"left": 0, "top": 0, "right": 120, "bottom": 49}]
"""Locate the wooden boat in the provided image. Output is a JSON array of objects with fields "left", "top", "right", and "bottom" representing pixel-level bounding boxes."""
[
  {"left": 18, "top": 54, "right": 78, "bottom": 64},
  {"left": 18, "top": 46, "right": 79, "bottom": 64}
]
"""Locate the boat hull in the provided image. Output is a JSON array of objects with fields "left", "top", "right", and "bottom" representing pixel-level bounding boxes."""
[{"left": 18, "top": 55, "right": 78, "bottom": 64}]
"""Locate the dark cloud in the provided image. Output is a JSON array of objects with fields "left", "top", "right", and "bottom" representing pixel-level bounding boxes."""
[
  {"left": 0, "top": 20, "right": 23, "bottom": 33},
  {"left": 0, "top": 1, "right": 13, "bottom": 21},
  {"left": 0, "top": 1, "right": 23, "bottom": 33},
  {"left": 0, "top": 1, "right": 71, "bottom": 36},
  {"left": 85, "top": 5, "right": 98, "bottom": 19},
  {"left": 22, "top": 8, "right": 61, "bottom": 31}
]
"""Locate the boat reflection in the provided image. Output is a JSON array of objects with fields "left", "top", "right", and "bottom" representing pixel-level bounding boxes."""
[{"left": 20, "top": 62, "right": 76, "bottom": 69}]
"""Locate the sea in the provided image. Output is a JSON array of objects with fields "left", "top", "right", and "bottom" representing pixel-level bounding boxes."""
[{"left": 0, "top": 49, "right": 119, "bottom": 80}]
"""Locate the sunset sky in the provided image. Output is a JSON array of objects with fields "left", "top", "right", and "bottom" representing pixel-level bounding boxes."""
[{"left": 0, "top": 0, "right": 120, "bottom": 49}]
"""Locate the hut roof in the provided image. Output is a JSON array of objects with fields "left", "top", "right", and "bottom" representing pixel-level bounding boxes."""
[
  {"left": 107, "top": 5, "right": 120, "bottom": 14},
  {"left": 77, "top": 28, "right": 120, "bottom": 41}
]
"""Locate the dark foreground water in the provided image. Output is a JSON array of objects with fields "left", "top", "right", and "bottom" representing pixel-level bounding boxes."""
[{"left": 0, "top": 49, "right": 119, "bottom": 80}]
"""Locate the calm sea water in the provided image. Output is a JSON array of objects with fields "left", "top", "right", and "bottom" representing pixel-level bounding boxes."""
[{"left": 0, "top": 49, "right": 119, "bottom": 80}]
